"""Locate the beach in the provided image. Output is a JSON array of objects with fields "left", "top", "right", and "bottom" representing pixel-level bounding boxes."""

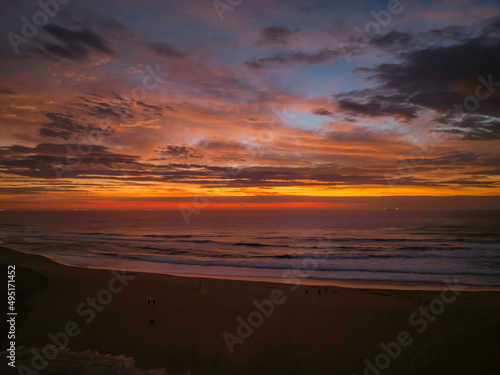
[
  {"left": 1, "top": 0, "right": 500, "bottom": 373},
  {"left": 1, "top": 246, "right": 499, "bottom": 375}
]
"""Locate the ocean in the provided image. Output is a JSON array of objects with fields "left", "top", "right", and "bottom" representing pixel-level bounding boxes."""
[{"left": 1, "top": 210, "right": 499, "bottom": 287}]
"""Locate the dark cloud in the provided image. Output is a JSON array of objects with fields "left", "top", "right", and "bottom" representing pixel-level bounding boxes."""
[
  {"left": 245, "top": 17, "right": 497, "bottom": 70},
  {"left": 468, "top": 168, "right": 500, "bottom": 176},
  {"left": 370, "top": 24, "right": 475, "bottom": 51},
  {"left": 0, "top": 143, "right": 493, "bottom": 189},
  {"left": 435, "top": 115, "right": 500, "bottom": 140},
  {"left": 1, "top": 186, "right": 86, "bottom": 194},
  {"left": 438, "top": 179, "right": 495, "bottom": 187},
  {"left": 311, "top": 108, "right": 333, "bottom": 116},
  {"left": 136, "top": 101, "right": 169, "bottom": 117},
  {"left": 39, "top": 112, "right": 115, "bottom": 140},
  {"left": 155, "top": 146, "right": 202, "bottom": 159},
  {"left": 0, "top": 145, "right": 31, "bottom": 159},
  {"left": 199, "top": 166, "right": 435, "bottom": 188},
  {"left": 371, "top": 39, "right": 500, "bottom": 114},
  {"left": 148, "top": 42, "right": 189, "bottom": 58},
  {"left": 420, "top": 151, "right": 481, "bottom": 165},
  {"left": 335, "top": 90, "right": 419, "bottom": 120},
  {"left": 425, "top": 23, "right": 476, "bottom": 43},
  {"left": 258, "top": 26, "right": 297, "bottom": 46},
  {"left": 335, "top": 15, "right": 500, "bottom": 130},
  {"left": 0, "top": 143, "right": 140, "bottom": 178},
  {"left": 198, "top": 140, "right": 249, "bottom": 151},
  {"left": 72, "top": 94, "right": 172, "bottom": 125},
  {"left": 371, "top": 30, "right": 414, "bottom": 49},
  {"left": 0, "top": 143, "right": 134, "bottom": 158},
  {"left": 77, "top": 96, "right": 130, "bottom": 119},
  {"left": 246, "top": 49, "right": 338, "bottom": 70},
  {"left": 41, "top": 24, "right": 114, "bottom": 60}
]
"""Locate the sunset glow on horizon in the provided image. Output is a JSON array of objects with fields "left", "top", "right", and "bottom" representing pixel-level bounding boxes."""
[{"left": 1, "top": 0, "right": 500, "bottom": 210}]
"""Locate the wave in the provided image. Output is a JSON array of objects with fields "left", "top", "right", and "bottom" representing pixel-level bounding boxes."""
[
  {"left": 3, "top": 226, "right": 498, "bottom": 250},
  {"left": 76, "top": 251, "right": 500, "bottom": 276},
  {"left": 144, "top": 234, "right": 193, "bottom": 238},
  {"left": 232, "top": 242, "right": 289, "bottom": 248}
]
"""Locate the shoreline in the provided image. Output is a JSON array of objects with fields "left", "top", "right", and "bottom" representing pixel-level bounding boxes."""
[{"left": 4, "top": 246, "right": 499, "bottom": 292}]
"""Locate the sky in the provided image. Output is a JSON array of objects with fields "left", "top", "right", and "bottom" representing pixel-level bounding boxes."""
[{"left": 1, "top": 0, "right": 500, "bottom": 210}]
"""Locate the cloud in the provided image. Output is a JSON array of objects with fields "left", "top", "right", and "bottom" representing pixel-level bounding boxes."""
[
  {"left": 155, "top": 146, "right": 202, "bottom": 159},
  {"left": 147, "top": 42, "right": 189, "bottom": 58},
  {"left": 1, "top": 5, "right": 499, "bottom": 198},
  {"left": 1, "top": 186, "right": 86, "bottom": 194},
  {"left": 0, "top": 143, "right": 140, "bottom": 178},
  {"left": 371, "top": 39, "right": 500, "bottom": 114},
  {"left": 257, "top": 26, "right": 297, "bottom": 46},
  {"left": 311, "top": 108, "right": 333, "bottom": 116},
  {"left": 0, "top": 143, "right": 134, "bottom": 158},
  {"left": 0, "top": 142, "right": 494, "bottom": 189},
  {"left": 245, "top": 17, "right": 497, "bottom": 71},
  {"left": 370, "top": 24, "right": 475, "bottom": 51},
  {"left": 41, "top": 24, "right": 114, "bottom": 60},
  {"left": 334, "top": 15, "right": 500, "bottom": 127},
  {"left": 371, "top": 30, "right": 414, "bottom": 49},
  {"left": 435, "top": 114, "right": 500, "bottom": 140},
  {"left": 197, "top": 140, "right": 249, "bottom": 151},
  {"left": 77, "top": 96, "right": 131, "bottom": 119},
  {"left": 335, "top": 90, "right": 420, "bottom": 120},
  {"left": 246, "top": 49, "right": 339, "bottom": 70},
  {"left": 415, "top": 151, "right": 481, "bottom": 165},
  {"left": 72, "top": 94, "right": 172, "bottom": 126},
  {"left": 39, "top": 112, "right": 115, "bottom": 140},
  {"left": 0, "top": 145, "right": 32, "bottom": 158},
  {"left": 136, "top": 101, "right": 168, "bottom": 117}
]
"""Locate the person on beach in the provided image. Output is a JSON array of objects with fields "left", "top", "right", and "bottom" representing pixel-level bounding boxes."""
[
  {"left": 153, "top": 298, "right": 156, "bottom": 307},
  {"left": 148, "top": 297, "right": 151, "bottom": 307}
]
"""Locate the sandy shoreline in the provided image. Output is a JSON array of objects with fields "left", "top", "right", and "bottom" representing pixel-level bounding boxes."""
[
  {"left": 1, "top": 246, "right": 500, "bottom": 374},
  {"left": 6, "top": 246, "right": 500, "bottom": 291}
]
